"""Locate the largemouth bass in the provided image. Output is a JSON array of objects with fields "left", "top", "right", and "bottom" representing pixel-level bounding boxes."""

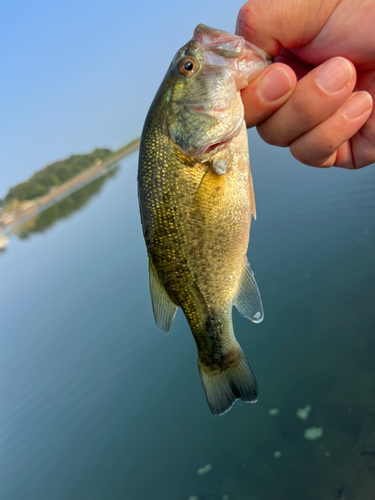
[{"left": 138, "top": 24, "right": 271, "bottom": 416}]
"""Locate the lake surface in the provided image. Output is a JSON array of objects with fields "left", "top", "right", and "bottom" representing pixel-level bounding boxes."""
[{"left": 1, "top": 132, "right": 375, "bottom": 500}]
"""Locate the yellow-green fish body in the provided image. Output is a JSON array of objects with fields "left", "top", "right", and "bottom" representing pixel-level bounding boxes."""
[{"left": 138, "top": 25, "right": 271, "bottom": 415}]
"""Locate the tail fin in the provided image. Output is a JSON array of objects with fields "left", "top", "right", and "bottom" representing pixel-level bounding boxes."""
[{"left": 198, "top": 345, "right": 258, "bottom": 416}]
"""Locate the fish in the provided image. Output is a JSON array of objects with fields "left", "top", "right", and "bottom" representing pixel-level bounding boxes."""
[{"left": 138, "top": 24, "right": 272, "bottom": 416}]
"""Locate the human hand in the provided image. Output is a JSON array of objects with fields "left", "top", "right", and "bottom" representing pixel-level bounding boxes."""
[{"left": 236, "top": 0, "right": 375, "bottom": 169}]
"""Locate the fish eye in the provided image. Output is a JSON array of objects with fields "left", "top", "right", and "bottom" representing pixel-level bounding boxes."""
[{"left": 177, "top": 57, "right": 197, "bottom": 76}]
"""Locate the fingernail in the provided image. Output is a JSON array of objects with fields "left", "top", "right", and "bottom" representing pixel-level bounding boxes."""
[
  {"left": 316, "top": 57, "right": 353, "bottom": 93},
  {"left": 257, "top": 67, "right": 293, "bottom": 102},
  {"left": 342, "top": 91, "right": 373, "bottom": 119}
]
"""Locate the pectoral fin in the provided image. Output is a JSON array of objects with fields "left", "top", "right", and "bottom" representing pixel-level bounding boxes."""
[
  {"left": 234, "top": 258, "right": 264, "bottom": 323},
  {"left": 212, "top": 158, "right": 228, "bottom": 175},
  {"left": 149, "top": 260, "right": 177, "bottom": 333}
]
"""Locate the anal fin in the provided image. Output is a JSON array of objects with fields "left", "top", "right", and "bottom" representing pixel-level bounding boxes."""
[
  {"left": 234, "top": 258, "right": 264, "bottom": 323},
  {"left": 149, "top": 260, "right": 177, "bottom": 333}
]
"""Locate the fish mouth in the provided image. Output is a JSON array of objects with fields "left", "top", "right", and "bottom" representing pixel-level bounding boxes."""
[
  {"left": 193, "top": 24, "right": 272, "bottom": 90},
  {"left": 193, "top": 24, "right": 272, "bottom": 62}
]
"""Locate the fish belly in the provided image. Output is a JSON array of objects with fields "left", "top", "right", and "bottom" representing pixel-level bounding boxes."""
[{"left": 139, "top": 124, "right": 258, "bottom": 415}]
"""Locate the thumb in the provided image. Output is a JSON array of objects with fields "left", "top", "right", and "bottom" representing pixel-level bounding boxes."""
[{"left": 236, "top": 0, "right": 338, "bottom": 57}]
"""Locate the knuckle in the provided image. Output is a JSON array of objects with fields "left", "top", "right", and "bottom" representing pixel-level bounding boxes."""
[
  {"left": 237, "top": 2, "right": 261, "bottom": 32},
  {"left": 256, "top": 124, "right": 290, "bottom": 147},
  {"left": 289, "top": 141, "right": 314, "bottom": 165},
  {"left": 288, "top": 143, "right": 306, "bottom": 163},
  {"left": 289, "top": 141, "right": 335, "bottom": 167}
]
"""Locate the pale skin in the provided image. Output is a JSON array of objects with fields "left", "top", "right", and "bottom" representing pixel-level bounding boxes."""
[{"left": 236, "top": 0, "right": 375, "bottom": 169}]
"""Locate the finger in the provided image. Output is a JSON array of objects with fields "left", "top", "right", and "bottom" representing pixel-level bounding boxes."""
[
  {"left": 242, "top": 63, "right": 296, "bottom": 128},
  {"left": 348, "top": 70, "right": 375, "bottom": 168},
  {"left": 289, "top": 91, "right": 373, "bottom": 167},
  {"left": 257, "top": 57, "right": 356, "bottom": 147},
  {"left": 350, "top": 109, "right": 375, "bottom": 169},
  {"left": 274, "top": 48, "right": 313, "bottom": 80},
  {"left": 236, "top": 0, "right": 337, "bottom": 56},
  {"left": 336, "top": 109, "right": 375, "bottom": 169}
]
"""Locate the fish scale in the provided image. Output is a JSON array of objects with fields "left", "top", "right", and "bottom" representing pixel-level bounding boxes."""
[{"left": 138, "top": 24, "right": 271, "bottom": 415}]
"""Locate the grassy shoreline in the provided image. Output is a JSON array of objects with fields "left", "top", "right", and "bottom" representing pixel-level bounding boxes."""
[{"left": 0, "top": 138, "right": 140, "bottom": 233}]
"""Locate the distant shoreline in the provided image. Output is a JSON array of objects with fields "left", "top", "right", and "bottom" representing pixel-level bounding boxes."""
[{"left": 0, "top": 138, "right": 140, "bottom": 235}]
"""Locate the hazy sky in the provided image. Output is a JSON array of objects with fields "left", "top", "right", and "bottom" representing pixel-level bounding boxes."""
[{"left": 1, "top": 0, "right": 244, "bottom": 195}]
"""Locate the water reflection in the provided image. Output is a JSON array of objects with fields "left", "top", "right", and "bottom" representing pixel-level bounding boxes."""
[
  {"left": 0, "top": 234, "right": 9, "bottom": 252},
  {"left": 12, "top": 166, "right": 119, "bottom": 240},
  {"left": 1, "top": 147, "right": 375, "bottom": 500}
]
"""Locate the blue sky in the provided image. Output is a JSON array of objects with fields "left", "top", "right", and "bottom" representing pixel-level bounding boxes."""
[{"left": 1, "top": 0, "right": 244, "bottom": 195}]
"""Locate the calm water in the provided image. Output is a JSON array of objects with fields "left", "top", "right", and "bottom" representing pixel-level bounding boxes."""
[{"left": 1, "top": 133, "right": 375, "bottom": 500}]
